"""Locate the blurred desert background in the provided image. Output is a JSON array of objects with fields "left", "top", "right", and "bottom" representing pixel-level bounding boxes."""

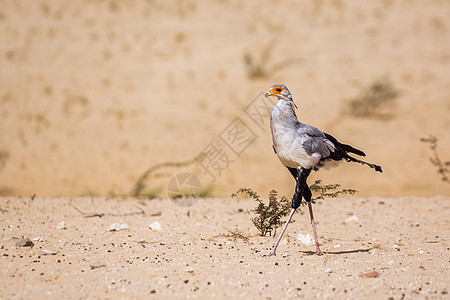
[{"left": 1, "top": 0, "right": 449, "bottom": 198}]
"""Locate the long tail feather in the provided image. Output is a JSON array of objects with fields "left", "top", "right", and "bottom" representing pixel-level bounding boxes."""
[{"left": 347, "top": 156, "right": 383, "bottom": 172}]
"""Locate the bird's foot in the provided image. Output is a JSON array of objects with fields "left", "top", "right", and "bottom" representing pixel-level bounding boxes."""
[
  {"left": 315, "top": 248, "right": 323, "bottom": 256},
  {"left": 268, "top": 249, "right": 276, "bottom": 257}
]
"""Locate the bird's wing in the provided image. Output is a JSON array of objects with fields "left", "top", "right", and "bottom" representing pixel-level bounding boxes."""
[
  {"left": 296, "top": 123, "right": 334, "bottom": 157},
  {"left": 323, "top": 132, "right": 366, "bottom": 157}
]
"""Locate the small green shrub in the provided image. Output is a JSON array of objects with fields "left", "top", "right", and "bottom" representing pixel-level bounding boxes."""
[
  {"left": 232, "top": 188, "right": 291, "bottom": 237},
  {"left": 233, "top": 181, "right": 357, "bottom": 237},
  {"left": 309, "top": 180, "right": 358, "bottom": 201}
]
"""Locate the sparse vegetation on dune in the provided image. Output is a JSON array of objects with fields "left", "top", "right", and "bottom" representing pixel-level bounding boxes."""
[
  {"left": 131, "top": 153, "right": 210, "bottom": 198},
  {"left": 243, "top": 43, "right": 302, "bottom": 79},
  {"left": 132, "top": 157, "right": 197, "bottom": 198},
  {"left": 344, "top": 78, "right": 399, "bottom": 119},
  {"left": 0, "top": 149, "right": 9, "bottom": 171},
  {"left": 421, "top": 135, "right": 450, "bottom": 185},
  {"left": 0, "top": 150, "right": 13, "bottom": 195}
]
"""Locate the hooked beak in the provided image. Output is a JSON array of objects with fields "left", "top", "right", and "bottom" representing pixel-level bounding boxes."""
[{"left": 265, "top": 90, "right": 273, "bottom": 97}]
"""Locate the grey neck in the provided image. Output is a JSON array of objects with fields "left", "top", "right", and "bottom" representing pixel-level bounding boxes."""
[{"left": 272, "top": 99, "right": 299, "bottom": 124}]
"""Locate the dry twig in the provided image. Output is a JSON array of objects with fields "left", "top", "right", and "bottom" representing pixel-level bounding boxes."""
[
  {"left": 69, "top": 203, "right": 145, "bottom": 218},
  {"left": 420, "top": 135, "right": 450, "bottom": 184}
]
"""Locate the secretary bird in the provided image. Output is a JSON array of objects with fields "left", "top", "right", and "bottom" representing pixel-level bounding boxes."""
[{"left": 265, "top": 84, "right": 382, "bottom": 256}]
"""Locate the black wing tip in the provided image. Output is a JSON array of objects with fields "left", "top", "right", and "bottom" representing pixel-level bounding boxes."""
[
  {"left": 375, "top": 165, "right": 383, "bottom": 173},
  {"left": 354, "top": 149, "right": 366, "bottom": 157}
]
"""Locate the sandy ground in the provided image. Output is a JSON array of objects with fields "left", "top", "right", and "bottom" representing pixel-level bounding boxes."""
[{"left": 1, "top": 196, "right": 448, "bottom": 299}]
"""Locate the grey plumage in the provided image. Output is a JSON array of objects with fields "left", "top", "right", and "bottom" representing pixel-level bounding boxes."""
[
  {"left": 296, "top": 123, "right": 334, "bottom": 157},
  {"left": 268, "top": 84, "right": 382, "bottom": 172},
  {"left": 265, "top": 83, "right": 382, "bottom": 257}
]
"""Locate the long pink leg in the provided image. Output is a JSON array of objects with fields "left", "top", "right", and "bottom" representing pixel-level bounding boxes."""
[
  {"left": 307, "top": 202, "right": 323, "bottom": 255},
  {"left": 268, "top": 208, "right": 296, "bottom": 256}
]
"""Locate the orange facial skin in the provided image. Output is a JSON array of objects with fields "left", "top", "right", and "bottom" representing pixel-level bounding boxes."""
[{"left": 268, "top": 85, "right": 284, "bottom": 95}]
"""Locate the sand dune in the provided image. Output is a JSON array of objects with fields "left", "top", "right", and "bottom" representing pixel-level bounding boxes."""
[{"left": 0, "top": 0, "right": 449, "bottom": 197}]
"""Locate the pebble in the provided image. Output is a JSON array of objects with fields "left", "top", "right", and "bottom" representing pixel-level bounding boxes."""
[
  {"left": 107, "top": 223, "right": 129, "bottom": 231},
  {"left": 40, "top": 250, "right": 57, "bottom": 256},
  {"left": 345, "top": 215, "right": 359, "bottom": 223},
  {"left": 56, "top": 221, "right": 67, "bottom": 230},
  {"left": 15, "top": 238, "right": 34, "bottom": 248},
  {"left": 358, "top": 270, "right": 380, "bottom": 278},
  {"left": 149, "top": 221, "right": 162, "bottom": 231},
  {"left": 297, "top": 233, "right": 315, "bottom": 245},
  {"left": 392, "top": 244, "right": 400, "bottom": 251}
]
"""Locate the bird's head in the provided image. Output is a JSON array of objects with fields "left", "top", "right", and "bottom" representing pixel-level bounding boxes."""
[
  {"left": 265, "top": 84, "right": 291, "bottom": 100},
  {"left": 265, "top": 84, "right": 297, "bottom": 108}
]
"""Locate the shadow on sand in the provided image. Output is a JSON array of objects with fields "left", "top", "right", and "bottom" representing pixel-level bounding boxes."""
[{"left": 299, "top": 248, "right": 373, "bottom": 255}]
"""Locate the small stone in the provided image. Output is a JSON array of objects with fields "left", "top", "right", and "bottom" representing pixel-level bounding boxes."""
[
  {"left": 392, "top": 244, "right": 400, "bottom": 251},
  {"left": 40, "top": 250, "right": 57, "bottom": 256},
  {"left": 15, "top": 238, "right": 34, "bottom": 248},
  {"left": 333, "top": 244, "right": 342, "bottom": 248},
  {"left": 325, "top": 268, "right": 332, "bottom": 273},
  {"left": 56, "top": 221, "right": 67, "bottom": 230},
  {"left": 149, "top": 221, "right": 162, "bottom": 231},
  {"left": 358, "top": 270, "right": 379, "bottom": 278},
  {"left": 345, "top": 215, "right": 359, "bottom": 223},
  {"left": 90, "top": 262, "right": 106, "bottom": 269},
  {"left": 107, "top": 223, "right": 129, "bottom": 231},
  {"left": 297, "top": 233, "right": 315, "bottom": 245}
]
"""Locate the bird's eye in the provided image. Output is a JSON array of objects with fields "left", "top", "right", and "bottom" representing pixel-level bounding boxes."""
[{"left": 276, "top": 88, "right": 282, "bottom": 92}]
